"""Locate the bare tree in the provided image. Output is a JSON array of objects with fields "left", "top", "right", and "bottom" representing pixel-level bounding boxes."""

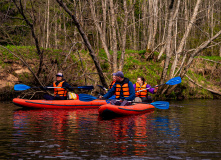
[
  {"left": 12, "top": 0, "right": 44, "bottom": 78},
  {"left": 56, "top": 0, "right": 108, "bottom": 88},
  {"left": 88, "top": 0, "right": 111, "bottom": 62},
  {"left": 109, "top": 0, "right": 118, "bottom": 72}
]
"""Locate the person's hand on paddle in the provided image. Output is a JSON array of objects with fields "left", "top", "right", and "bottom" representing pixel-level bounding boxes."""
[
  {"left": 154, "top": 86, "right": 158, "bottom": 93},
  {"left": 98, "top": 95, "right": 106, "bottom": 100}
]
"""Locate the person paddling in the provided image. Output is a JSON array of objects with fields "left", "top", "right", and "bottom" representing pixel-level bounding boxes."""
[
  {"left": 42, "top": 73, "right": 74, "bottom": 100},
  {"left": 133, "top": 76, "right": 157, "bottom": 103},
  {"left": 99, "top": 71, "right": 135, "bottom": 106},
  {"left": 109, "top": 73, "right": 116, "bottom": 90}
]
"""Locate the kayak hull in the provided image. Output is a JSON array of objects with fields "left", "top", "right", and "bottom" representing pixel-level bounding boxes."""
[
  {"left": 13, "top": 98, "right": 107, "bottom": 109},
  {"left": 98, "top": 103, "right": 155, "bottom": 118}
]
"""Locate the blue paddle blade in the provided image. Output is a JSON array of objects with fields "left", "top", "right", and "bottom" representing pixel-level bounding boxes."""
[
  {"left": 150, "top": 101, "right": 169, "bottom": 109},
  {"left": 79, "top": 94, "right": 97, "bottom": 101},
  {"left": 14, "top": 84, "right": 31, "bottom": 91},
  {"left": 165, "top": 77, "right": 181, "bottom": 85}
]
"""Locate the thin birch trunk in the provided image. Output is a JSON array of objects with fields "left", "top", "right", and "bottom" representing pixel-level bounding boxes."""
[
  {"left": 56, "top": 0, "right": 108, "bottom": 88},
  {"left": 89, "top": 0, "right": 111, "bottom": 62},
  {"left": 131, "top": 0, "right": 137, "bottom": 50},
  {"left": 160, "top": 0, "right": 180, "bottom": 85},
  {"left": 158, "top": 1, "right": 168, "bottom": 60},
  {"left": 180, "top": 30, "right": 221, "bottom": 78},
  {"left": 147, "top": 0, "right": 153, "bottom": 50},
  {"left": 102, "top": 0, "right": 107, "bottom": 44},
  {"left": 170, "top": 0, "right": 201, "bottom": 78},
  {"left": 54, "top": 6, "right": 58, "bottom": 49},
  {"left": 109, "top": 0, "right": 118, "bottom": 72},
  {"left": 119, "top": 0, "right": 128, "bottom": 71},
  {"left": 151, "top": 0, "right": 158, "bottom": 50},
  {"left": 46, "top": 0, "right": 50, "bottom": 48},
  {"left": 142, "top": 0, "right": 148, "bottom": 49},
  {"left": 63, "top": 14, "right": 66, "bottom": 50}
]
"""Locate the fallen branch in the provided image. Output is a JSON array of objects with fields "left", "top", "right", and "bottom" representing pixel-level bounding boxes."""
[
  {"left": 185, "top": 74, "right": 221, "bottom": 96},
  {"left": 197, "top": 58, "right": 221, "bottom": 64}
]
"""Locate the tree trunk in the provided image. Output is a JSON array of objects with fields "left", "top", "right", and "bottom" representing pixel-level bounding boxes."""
[
  {"left": 89, "top": 0, "right": 111, "bottom": 62},
  {"left": 119, "top": 0, "right": 129, "bottom": 71},
  {"left": 109, "top": 0, "right": 118, "bottom": 72},
  {"left": 131, "top": 0, "right": 137, "bottom": 50},
  {"left": 56, "top": 0, "right": 108, "bottom": 88},
  {"left": 12, "top": 0, "right": 44, "bottom": 78},
  {"left": 170, "top": 0, "right": 201, "bottom": 78},
  {"left": 46, "top": 0, "right": 50, "bottom": 48}
]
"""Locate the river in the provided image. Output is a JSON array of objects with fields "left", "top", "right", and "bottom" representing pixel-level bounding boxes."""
[{"left": 0, "top": 99, "right": 220, "bottom": 159}]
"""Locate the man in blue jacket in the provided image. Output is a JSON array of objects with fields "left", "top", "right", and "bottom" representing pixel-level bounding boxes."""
[{"left": 100, "top": 71, "right": 135, "bottom": 106}]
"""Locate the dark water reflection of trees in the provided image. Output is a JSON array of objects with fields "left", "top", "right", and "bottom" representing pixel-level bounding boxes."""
[{"left": 0, "top": 99, "right": 220, "bottom": 159}]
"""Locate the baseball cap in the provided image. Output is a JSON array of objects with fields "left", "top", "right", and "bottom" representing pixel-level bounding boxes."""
[
  {"left": 115, "top": 71, "right": 124, "bottom": 78},
  {"left": 56, "top": 72, "right": 63, "bottom": 77}
]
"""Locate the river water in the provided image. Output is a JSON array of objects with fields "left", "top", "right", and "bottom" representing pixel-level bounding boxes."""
[{"left": 0, "top": 99, "right": 220, "bottom": 159}]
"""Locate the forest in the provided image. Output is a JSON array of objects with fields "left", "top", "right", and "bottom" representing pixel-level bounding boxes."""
[{"left": 0, "top": 0, "right": 221, "bottom": 100}]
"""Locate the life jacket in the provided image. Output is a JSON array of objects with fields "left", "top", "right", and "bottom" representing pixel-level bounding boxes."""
[
  {"left": 53, "top": 81, "right": 67, "bottom": 97},
  {"left": 135, "top": 82, "right": 148, "bottom": 97},
  {"left": 115, "top": 78, "right": 130, "bottom": 98},
  {"left": 109, "top": 81, "right": 116, "bottom": 90}
]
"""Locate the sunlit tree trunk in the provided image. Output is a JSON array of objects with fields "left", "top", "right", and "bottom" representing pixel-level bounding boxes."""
[
  {"left": 160, "top": 0, "right": 180, "bottom": 85},
  {"left": 131, "top": 0, "right": 137, "bottom": 50},
  {"left": 119, "top": 0, "right": 129, "bottom": 71},
  {"left": 54, "top": 11, "right": 58, "bottom": 49},
  {"left": 89, "top": 0, "right": 111, "bottom": 62},
  {"left": 46, "top": 0, "right": 50, "bottom": 48},
  {"left": 109, "top": 0, "right": 118, "bottom": 72},
  {"left": 56, "top": 0, "right": 108, "bottom": 88},
  {"left": 170, "top": 0, "right": 201, "bottom": 78}
]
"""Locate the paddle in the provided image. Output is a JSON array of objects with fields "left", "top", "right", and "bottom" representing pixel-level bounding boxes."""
[
  {"left": 14, "top": 84, "right": 94, "bottom": 91},
  {"left": 97, "top": 85, "right": 108, "bottom": 91},
  {"left": 78, "top": 94, "right": 169, "bottom": 109},
  {"left": 131, "top": 101, "right": 169, "bottom": 109},
  {"left": 137, "top": 76, "right": 182, "bottom": 92}
]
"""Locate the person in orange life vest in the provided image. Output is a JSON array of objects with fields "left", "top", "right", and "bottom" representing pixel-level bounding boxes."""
[
  {"left": 99, "top": 71, "right": 135, "bottom": 106},
  {"left": 133, "top": 76, "right": 158, "bottom": 103},
  {"left": 42, "top": 73, "right": 74, "bottom": 100},
  {"left": 109, "top": 73, "right": 116, "bottom": 90},
  {"left": 106, "top": 72, "right": 117, "bottom": 99}
]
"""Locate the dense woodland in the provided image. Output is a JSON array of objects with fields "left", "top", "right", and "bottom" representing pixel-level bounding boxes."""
[{"left": 0, "top": 0, "right": 221, "bottom": 99}]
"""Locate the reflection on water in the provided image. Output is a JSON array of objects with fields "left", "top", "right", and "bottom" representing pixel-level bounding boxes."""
[{"left": 0, "top": 99, "right": 220, "bottom": 159}]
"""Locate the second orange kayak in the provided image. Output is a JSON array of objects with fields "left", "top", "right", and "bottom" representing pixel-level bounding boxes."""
[{"left": 98, "top": 103, "right": 155, "bottom": 118}]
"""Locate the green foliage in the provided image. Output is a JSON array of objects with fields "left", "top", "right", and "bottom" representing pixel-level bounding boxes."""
[
  {"left": 98, "top": 49, "right": 108, "bottom": 59},
  {"left": 122, "top": 50, "right": 161, "bottom": 86}
]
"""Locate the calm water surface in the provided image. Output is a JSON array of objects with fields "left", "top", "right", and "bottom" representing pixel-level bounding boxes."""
[{"left": 0, "top": 99, "right": 220, "bottom": 159}]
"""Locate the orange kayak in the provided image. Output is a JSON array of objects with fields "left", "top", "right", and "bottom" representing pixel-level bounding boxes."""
[
  {"left": 13, "top": 98, "right": 107, "bottom": 109},
  {"left": 98, "top": 103, "right": 155, "bottom": 118}
]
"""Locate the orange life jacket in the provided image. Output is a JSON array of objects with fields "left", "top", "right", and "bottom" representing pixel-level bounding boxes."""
[
  {"left": 115, "top": 83, "right": 130, "bottom": 98},
  {"left": 53, "top": 81, "right": 67, "bottom": 97},
  {"left": 109, "top": 81, "right": 116, "bottom": 90},
  {"left": 135, "top": 82, "right": 148, "bottom": 97}
]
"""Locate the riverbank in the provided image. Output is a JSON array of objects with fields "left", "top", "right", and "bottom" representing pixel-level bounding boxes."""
[{"left": 0, "top": 46, "right": 221, "bottom": 101}]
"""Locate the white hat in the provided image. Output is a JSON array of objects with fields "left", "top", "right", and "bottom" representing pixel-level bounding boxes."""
[{"left": 56, "top": 73, "right": 63, "bottom": 77}]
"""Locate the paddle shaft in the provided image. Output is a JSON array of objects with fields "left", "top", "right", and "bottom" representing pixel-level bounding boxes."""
[
  {"left": 14, "top": 84, "right": 94, "bottom": 91},
  {"left": 136, "top": 85, "right": 160, "bottom": 93},
  {"left": 136, "top": 76, "right": 181, "bottom": 93}
]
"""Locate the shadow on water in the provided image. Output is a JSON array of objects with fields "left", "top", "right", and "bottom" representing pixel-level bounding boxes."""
[{"left": 0, "top": 99, "right": 220, "bottom": 159}]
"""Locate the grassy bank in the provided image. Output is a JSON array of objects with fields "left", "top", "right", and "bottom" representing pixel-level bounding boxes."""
[{"left": 0, "top": 45, "right": 221, "bottom": 100}]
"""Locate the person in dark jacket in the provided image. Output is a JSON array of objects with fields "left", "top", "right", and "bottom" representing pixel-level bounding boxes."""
[
  {"left": 99, "top": 71, "right": 135, "bottom": 106},
  {"left": 42, "top": 73, "right": 73, "bottom": 100}
]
